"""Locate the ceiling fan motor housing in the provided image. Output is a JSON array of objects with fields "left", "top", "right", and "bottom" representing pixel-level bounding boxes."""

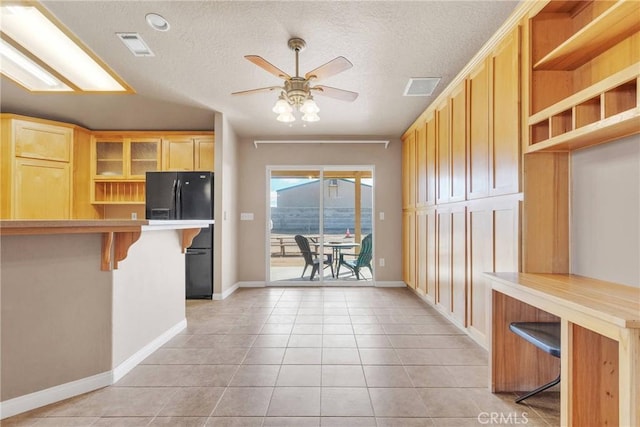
[{"left": 283, "top": 78, "right": 310, "bottom": 107}]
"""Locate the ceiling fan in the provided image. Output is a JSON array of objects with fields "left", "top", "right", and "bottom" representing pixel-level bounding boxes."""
[{"left": 232, "top": 37, "right": 358, "bottom": 122}]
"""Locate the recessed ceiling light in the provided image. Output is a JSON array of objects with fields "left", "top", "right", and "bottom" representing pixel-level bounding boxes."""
[
  {"left": 146, "top": 13, "right": 170, "bottom": 32},
  {"left": 403, "top": 77, "right": 441, "bottom": 96},
  {"left": 0, "top": 4, "right": 130, "bottom": 92}
]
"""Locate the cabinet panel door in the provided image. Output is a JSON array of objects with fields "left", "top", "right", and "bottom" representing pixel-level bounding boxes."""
[
  {"left": 426, "top": 209, "right": 437, "bottom": 301},
  {"left": 491, "top": 27, "right": 521, "bottom": 196},
  {"left": 494, "top": 202, "right": 519, "bottom": 272},
  {"left": 163, "top": 139, "right": 194, "bottom": 171},
  {"left": 129, "top": 138, "right": 160, "bottom": 177},
  {"left": 403, "top": 211, "right": 416, "bottom": 289},
  {"left": 436, "top": 208, "right": 451, "bottom": 311},
  {"left": 468, "top": 59, "right": 490, "bottom": 199},
  {"left": 467, "top": 206, "right": 493, "bottom": 345},
  {"left": 15, "top": 120, "right": 72, "bottom": 162},
  {"left": 451, "top": 206, "right": 467, "bottom": 326},
  {"left": 195, "top": 138, "right": 215, "bottom": 171},
  {"left": 450, "top": 82, "right": 467, "bottom": 202},
  {"left": 425, "top": 115, "right": 437, "bottom": 206},
  {"left": 94, "top": 139, "right": 124, "bottom": 177},
  {"left": 15, "top": 158, "right": 70, "bottom": 219},
  {"left": 416, "top": 209, "right": 427, "bottom": 295},
  {"left": 436, "top": 101, "right": 450, "bottom": 204},
  {"left": 416, "top": 122, "right": 427, "bottom": 206},
  {"left": 402, "top": 133, "right": 417, "bottom": 208}
]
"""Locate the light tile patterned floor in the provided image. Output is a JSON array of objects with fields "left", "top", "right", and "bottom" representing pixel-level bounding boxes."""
[{"left": 2, "top": 287, "right": 560, "bottom": 426}]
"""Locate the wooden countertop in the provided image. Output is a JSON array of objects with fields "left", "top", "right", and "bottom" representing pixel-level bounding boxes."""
[{"left": 485, "top": 272, "right": 640, "bottom": 329}]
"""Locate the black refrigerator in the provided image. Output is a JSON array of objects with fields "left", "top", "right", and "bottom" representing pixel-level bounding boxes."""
[{"left": 145, "top": 171, "right": 214, "bottom": 299}]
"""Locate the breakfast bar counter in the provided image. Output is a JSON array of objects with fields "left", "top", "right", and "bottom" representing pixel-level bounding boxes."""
[{"left": 0, "top": 219, "right": 211, "bottom": 419}]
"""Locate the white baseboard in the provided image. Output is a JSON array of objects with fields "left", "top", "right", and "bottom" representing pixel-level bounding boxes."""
[
  {"left": 0, "top": 371, "right": 112, "bottom": 420},
  {"left": 112, "top": 319, "right": 186, "bottom": 383},
  {"left": 375, "top": 281, "right": 407, "bottom": 287},
  {"left": 1, "top": 319, "right": 187, "bottom": 420},
  {"left": 238, "top": 281, "right": 266, "bottom": 288}
]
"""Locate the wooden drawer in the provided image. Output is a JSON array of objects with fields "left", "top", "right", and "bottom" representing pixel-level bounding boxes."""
[{"left": 15, "top": 120, "right": 72, "bottom": 162}]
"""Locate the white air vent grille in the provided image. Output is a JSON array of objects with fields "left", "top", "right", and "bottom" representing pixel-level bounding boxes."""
[
  {"left": 117, "top": 33, "right": 154, "bottom": 57},
  {"left": 403, "top": 77, "right": 440, "bottom": 96}
]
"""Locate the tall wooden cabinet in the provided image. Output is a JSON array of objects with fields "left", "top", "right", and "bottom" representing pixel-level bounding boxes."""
[
  {"left": 401, "top": 24, "right": 523, "bottom": 347},
  {"left": 1, "top": 115, "right": 73, "bottom": 219}
]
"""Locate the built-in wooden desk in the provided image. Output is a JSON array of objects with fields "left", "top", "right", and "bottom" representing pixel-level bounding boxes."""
[{"left": 485, "top": 273, "right": 640, "bottom": 426}]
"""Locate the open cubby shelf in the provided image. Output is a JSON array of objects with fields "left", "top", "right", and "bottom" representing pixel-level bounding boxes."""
[{"left": 528, "top": 73, "right": 639, "bottom": 152}]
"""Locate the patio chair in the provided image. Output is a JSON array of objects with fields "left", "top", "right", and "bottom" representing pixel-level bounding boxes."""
[
  {"left": 337, "top": 233, "right": 373, "bottom": 280},
  {"left": 294, "top": 235, "right": 333, "bottom": 280}
]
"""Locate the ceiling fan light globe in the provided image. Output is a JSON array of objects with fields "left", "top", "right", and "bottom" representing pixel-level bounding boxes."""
[
  {"left": 300, "top": 98, "right": 319, "bottom": 114},
  {"left": 272, "top": 98, "right": 292, "bottom": 114},
  {"left": 302, "top": 112, "right": 320, "bottom": 122},
  {"left": 277, "top": 112, "right": 296, "bottom": 123}
]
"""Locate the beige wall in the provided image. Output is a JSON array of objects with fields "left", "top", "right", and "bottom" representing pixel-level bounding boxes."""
[
  {"left": 0, "top": 234, "right": 112, "bottom": 400},
  {"left": 112, "top": 230, "right": 186, "bottom": 366},
  {"left": 571, "top": 135, "right": 640, "bottom": 287},
  {"left": 214, "top": 113, "right": 239, "bottom": 295},
  {"left": 236, "top": 139, "right": 402, "bottom": 283}
]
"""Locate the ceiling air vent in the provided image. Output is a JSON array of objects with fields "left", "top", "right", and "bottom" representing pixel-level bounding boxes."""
[
  {"left": 403, "top": 77, "right": 440, "bottom": 96},
  {"left": 117, "top": 33, "right": 154, "bottom": 57}
]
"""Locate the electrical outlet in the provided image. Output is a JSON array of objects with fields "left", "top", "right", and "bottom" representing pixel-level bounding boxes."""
[
  {"left": 379, "top": 258, "right": 385, "bottom": 267},
  {"left": 379, "top": 212, "right": 385, "bottom": 220},
  {"left": 131, "top": 212, "right": 137, "bottom": 220}
]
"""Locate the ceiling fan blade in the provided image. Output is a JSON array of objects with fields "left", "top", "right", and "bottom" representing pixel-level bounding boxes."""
[
  {"left": 231, "top": 86, "right": 282, "bottom": 96},
  {"left": 245, "top": 55, "right": 291, "bottom": 80},
  {"left": 312, "top": 85, "right": 359, "bottom": 102},
  {"left": 305, "top": 56, "right": 353, "bottom": 80}
]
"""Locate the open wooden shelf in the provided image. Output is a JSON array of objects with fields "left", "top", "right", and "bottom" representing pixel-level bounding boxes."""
[{"left": 534, "top": 0, "right": 640, "bottom": 71}]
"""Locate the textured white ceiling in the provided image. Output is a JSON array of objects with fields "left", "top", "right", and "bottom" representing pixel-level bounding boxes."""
[{"left": 0, "top": 1, "right": 519, "bottom": 138}]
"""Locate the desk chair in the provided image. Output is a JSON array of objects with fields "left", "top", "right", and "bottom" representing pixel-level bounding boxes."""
[{"left": 509, "top": 322, "right": 561, "bottom": 403}]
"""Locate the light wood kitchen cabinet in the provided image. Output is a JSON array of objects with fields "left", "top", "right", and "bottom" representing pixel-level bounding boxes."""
[
  {"left": 91, "top": 135, "right": 161, "bottom": 204},
  {"left": 450, "top": 204, "right": 466, "bottom": 327},
  {"left": 162, "top": 136, "right": 215, "bottom": 172},
  {"left": 401, "top": 132, "right": 416, "bottom": 209},
  {"left": 450, "top": 82, "right": 467, "bottom": 202},
  {"left": 0, "top": 115, "right": 73, "bottom": 219},
  {"left": 416, "top": 209, "right": 427, "bottom": 296},
  {"left": 425, "top": 114, "right": 437, "bottom": 206},
  {"left": 490, "top": 26, "right": 520, "bottom": 196},
  {"left": 15, "top": 158, "right": 71, "bottom": 219},
  {"left": 435, "top": 100, "right": 450, "bottom": 204},
  {"left": 402, "top": 210, "right": 416, "bottom": 290},
  {"left": 416, "top": 121, "right": 427, "bottom": 207},
  {"left": 467, "top": 59, "right": 490, "bottom": 200}
]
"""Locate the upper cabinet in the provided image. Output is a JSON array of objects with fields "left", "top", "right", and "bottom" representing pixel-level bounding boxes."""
[
  {"left": 0, "top": 115, "right": 73, "bottom": 219},
  {"left": 91, "top": 132, "right": 214, "bottom": 204},
  {"left": 527, "top": 0, "right": 640, "bottom": 152},
  {"left": 162, "top": 136, "right": 215, "bottom": 172},
  {"left": 93, "top": 136, "right": 161, "bottom": 179}
]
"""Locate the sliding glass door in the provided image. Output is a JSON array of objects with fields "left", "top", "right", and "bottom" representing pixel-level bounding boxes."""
[{"left": 268, "top": 167, "right": 373, "bottom": 284}]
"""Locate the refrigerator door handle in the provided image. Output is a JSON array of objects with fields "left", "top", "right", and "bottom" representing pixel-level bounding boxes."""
[
  {"left": 175, "top": 179, "right": 182, "bottom": 219},
  {"left": 187, "top": 249, "right": 208, "bottom": 255}
]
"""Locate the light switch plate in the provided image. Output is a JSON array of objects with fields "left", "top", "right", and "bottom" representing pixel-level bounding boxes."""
[{"left": 240, "top": 212, "right": 254, "bottom": 221}]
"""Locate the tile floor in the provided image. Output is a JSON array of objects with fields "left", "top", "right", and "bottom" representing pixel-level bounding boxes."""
[{"left": 2, "top": 287, "right": 560, "bottom": 426}]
